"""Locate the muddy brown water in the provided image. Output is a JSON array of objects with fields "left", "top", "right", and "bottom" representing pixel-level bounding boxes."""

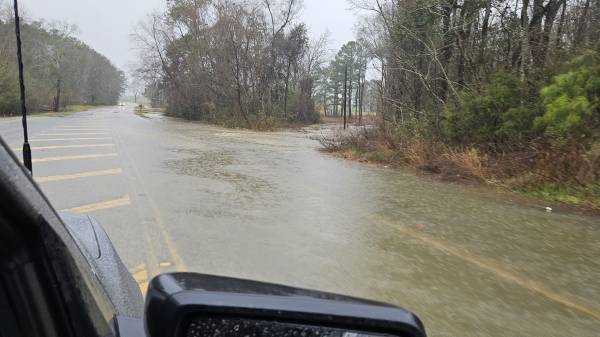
[
  {"left": 13, "top": 109, "right": 597, "bottom": 337},
  {"left": 138, "top": 116, "right": 599, "bottom": 337}
]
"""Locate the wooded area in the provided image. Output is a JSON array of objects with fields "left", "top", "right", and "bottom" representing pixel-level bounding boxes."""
[
  {"left": 0, "top": 11, "right": 124, "bottom": 116},
  {"left": 323, "top": 0, "right": 600, "bottom": 207},
  {"left": 131, "top": 0, "right": 599, "bottom": 205},
  {"left": 134, "top": 0, "right": 328, "bottom": 128}
]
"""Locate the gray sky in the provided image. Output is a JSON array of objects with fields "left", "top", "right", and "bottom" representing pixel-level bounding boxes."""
[{"left": 20, "top": 0, "right": 359, "bottom": 72}]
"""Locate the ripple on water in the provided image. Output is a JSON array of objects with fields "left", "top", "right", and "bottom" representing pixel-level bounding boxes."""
[{"left": 163, "top": 148, "right": 272, "bottom": 194}]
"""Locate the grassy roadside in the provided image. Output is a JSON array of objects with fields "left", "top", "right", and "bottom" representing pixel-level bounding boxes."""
[
  {"left": 518, "top": 184, "right": 600, "bottom": 210},
  {"left": 320, "top": 128, "right": 600, "bottom": 213},
  {"left": 0, "top": 104, "right": 102, "bottom": 118},
  {"left": 153, "top": 108, "right": 319, "bottom": 131}
]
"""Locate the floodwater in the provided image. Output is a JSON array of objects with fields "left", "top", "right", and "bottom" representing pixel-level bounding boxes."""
[
  {"left": 18, "top": 107, "right": 598, "bottom": 337},
  {"left": 122, "top": 113, "right": 599, "bottom": 337}
]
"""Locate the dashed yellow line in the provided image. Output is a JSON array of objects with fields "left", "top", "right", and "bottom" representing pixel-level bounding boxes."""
[
  {"left": 36, "top": 168, "right": 123, "bottom": 183},
  {"left": 32, "top": 153, "right": 117, "bottom": 163},
  {"left": 30, "top": 137, "right": 112, "bottom": 142},
  {"left": 15, "top": 143, "right": 114, "bottom": 151},
  {"left": 61, "top": 195, "right": 131, "bottom": 213},
  {"left": 394, "top": 225, "right": 600, "bottom": 321},
  {"left": 130, "top": 263, "right": 149, "bottom": 295},
  {"left": 148, "top": 197, "right": 187, "bottom": 272}
]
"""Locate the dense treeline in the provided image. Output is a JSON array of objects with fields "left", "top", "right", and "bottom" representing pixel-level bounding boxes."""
[
  {"left": 316, "top": 41, "right": 369, "bottom": 121},
  {"left": 350, "top": 0, "right": 599, "bottom": 133},
  {"left": 0, "top": 13, "right": 125, "bottom": 115},
  {"left": 134, "top": 0, "right": 328, "bottom": 128},
  {"left": 325, "top": 0, "right": 600, "bottom": 207}
]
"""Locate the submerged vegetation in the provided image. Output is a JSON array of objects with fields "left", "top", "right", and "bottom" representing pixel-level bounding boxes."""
[{"left": 319, "top": 0, "right": 600, "bottom": 209}]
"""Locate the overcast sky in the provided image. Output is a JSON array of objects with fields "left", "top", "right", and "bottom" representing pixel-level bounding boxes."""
[{"left": 20, "top": 0, "right": 359, "bottom": 73}]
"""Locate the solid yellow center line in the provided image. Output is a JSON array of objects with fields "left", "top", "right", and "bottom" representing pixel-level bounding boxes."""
[
  {"left": 394, "top": 225, "right": 600, "bottom": 321},
  {"left": 36, "top": 168, "right": 122, "bottom": 183},
  {"left": 30, "top": 137, "right": 112, "bottom": 142},
  {"left": 15, "top": 144, "right": 115, "bottom": 151},
  {"left": 61, "top": 195, "right": 131, "bottom": 213},
  {"left": 32, "top": 153, "right": 117, "bottom": 163}
]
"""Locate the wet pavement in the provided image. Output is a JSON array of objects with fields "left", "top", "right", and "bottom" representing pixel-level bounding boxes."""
[{"left": 1, "top": 105, "right": 599, "bottom": 337}]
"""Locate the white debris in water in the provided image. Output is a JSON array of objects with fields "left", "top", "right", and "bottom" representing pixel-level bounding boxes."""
[{"left": 545, "top": 207, "right": 553, "bottom": 213}]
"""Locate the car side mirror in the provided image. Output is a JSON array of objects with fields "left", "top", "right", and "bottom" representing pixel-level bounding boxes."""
[{"left": 145, "top": 273, "right": 426, "bottom": 337}]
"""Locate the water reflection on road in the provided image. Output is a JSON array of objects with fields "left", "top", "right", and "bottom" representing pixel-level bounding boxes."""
[{"left": 121, "top": 112, "right": 600, "bottom": 337}]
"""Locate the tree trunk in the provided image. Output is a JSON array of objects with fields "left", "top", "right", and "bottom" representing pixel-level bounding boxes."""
[
  {"left": 540, "top": 0, "right": 562, "bottom": 65},
  {"left": 348, "top": 70, "right": 352, "bottom": 119},
  {"left": 479, "top": 0, "right": 492, "bottom": 67},
  {"left": 283, "top": 58, "right": 292, "bottom": 118},
  {"left": 440, "top": 0, "right": 454, "bottom": 101},
  {"left": 575, "top": 0, "right": 592, "bottom": 46},
  {"left": 529, "top": 0, "right": 545, "bottom": 63},
  {"left": 334, "top": 81, "right": 339, "bottom": 117},
  {"left": 355, "top": 69, "right": 360, "bottom": 121},
  {"left": 520, "top": 0, "right": 532, "bottom": 81},
  {"left": 54, "top": 79, "right": 61, "bottom": 112},
  {"left": 456, "top": 5, "right": 468, "bottom": 86},
  {"left": 343, "top": 66, "right": 347, "bottom": 129},
  {"left": 554, "top": 0, "right": 567, "bottom": 49},
  {"left": 359, "top": 74, "right": 364, "bottom": 124}
]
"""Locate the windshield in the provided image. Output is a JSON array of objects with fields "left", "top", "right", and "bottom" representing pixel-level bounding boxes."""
[{"left": 0, "top": 0, "right": 599, "bottom": 336}]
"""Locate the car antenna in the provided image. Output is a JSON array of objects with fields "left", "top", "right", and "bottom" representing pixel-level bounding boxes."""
[{"left": 12, "top": 0, "right": 32, "bottom": 173}]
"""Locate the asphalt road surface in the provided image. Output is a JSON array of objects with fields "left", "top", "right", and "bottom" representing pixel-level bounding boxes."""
[{"left": 1, "top": 105, "right": 599, "bottom": 337}]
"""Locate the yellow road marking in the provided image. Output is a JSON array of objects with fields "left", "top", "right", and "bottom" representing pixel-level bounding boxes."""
[
  {"left": 395, "top": 225, "right": 600, "bottom": 320},
  {"left": 129, "top": 263, "right": 146, "bottom": 274},
  {"left": 32, "top": 153, "right": 117, "bottom": 163},
  {"left": 14, "top": 143, "right": 114, "bottom": 151},
  {"left": 149, "top": 196, "right": 188, "bottom": 272},
  {"left": 133, "top": 269, "right": 148, "bottom": 283},
  {"left": 35, "top": 168, "right": 122, "bottom": 183},
  {"left": 61, "top": 195, "right": 131, "bottom": 213},
  {"left": 133, "top": 269, "right": 149, "bottom": 296},
  {"left": 120, "top": 140, "right": 187, "bottom": 272},
  {"left": 138, "top": 281, "right": 149, "bottom": 295},
  {"left": 30, "top": 137, "right": 112, "bottom": 142},
  {"left": 129, "top": 263, "right": 149, "bottom": 296},
  {"left": 40, "top": 132, "right": 108, "bottom": 136}
]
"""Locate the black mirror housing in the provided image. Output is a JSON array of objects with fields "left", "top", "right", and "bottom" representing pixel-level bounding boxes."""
[{"left": 145, "top": 273, "right": 426, "bottom": 337}]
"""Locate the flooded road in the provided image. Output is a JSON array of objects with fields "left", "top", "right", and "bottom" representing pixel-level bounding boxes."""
[
  {"left": 5, "top": 106, "right": 599, "bottom": 336},
  {"left": 124, "top": 110, "right": 599, "bottom": 336}
]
